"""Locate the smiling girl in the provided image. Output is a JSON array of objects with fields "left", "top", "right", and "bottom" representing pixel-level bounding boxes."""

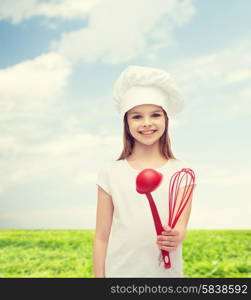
[{"left": 93, "top": 65, "right": 196, "bottom": 278}]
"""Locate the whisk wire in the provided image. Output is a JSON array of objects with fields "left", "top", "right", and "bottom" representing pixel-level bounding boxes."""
[{"left": 169, "top": 168, "right": 195, "bottom": 228}]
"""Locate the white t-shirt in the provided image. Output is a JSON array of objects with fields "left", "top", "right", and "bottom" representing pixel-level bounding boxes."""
[{"left": 96, "top": 158, "right": 197, "bottom": 278}]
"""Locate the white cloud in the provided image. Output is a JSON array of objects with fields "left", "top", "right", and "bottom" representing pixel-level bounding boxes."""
[
  {"left": 0, "top": 0, "right": 101, "bottom": 23},
  {"left": 0, "top": 52, "right": 72, "bottom": 121},
  {"left": 36, "top": 0, "right": 102, "bottom": 20},
  {"left": 0, "top": 0, "right": 37, "bottom": 24},
  {"left": 0, "top": 128, "right": 122, "bottom": 193},
  {"left": 189, "top": 205, "right": 251, "bottom": 229},
  {"left": 170, "top": 38, "right": 251, "bottom": 120},
  {"left": 174, "top": 38, "right": 251, "bottom": 91},
  {"left": 224, "top": 69, "right": 251, "bottom": 84},
  {"left": 0, "top": 51, "right": 75, "bottom": 194},
  {"left": 0, "top": 0, "right": 196, "bottom": 63},
  {"left": 0, "top": 205, "right": 96, "bottom": 229},
  {"left": 196, "top": 164, "right": 251, "bottom": 186},
  {"left": 52, "top": 0, "right": 195, "bottom": 63}
]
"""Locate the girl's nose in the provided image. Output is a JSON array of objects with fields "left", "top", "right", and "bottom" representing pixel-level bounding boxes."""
[{"left": 142, "top": 117, "right": 152, "bottom": 125}]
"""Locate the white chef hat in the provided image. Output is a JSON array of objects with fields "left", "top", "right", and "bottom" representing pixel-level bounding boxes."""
[{"left": 112, "top": 65, "right": 184, "bottom": 117}]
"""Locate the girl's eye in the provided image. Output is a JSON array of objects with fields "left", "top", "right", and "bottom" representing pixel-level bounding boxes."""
[{"left": 132, "top": 113, "right": 161, "bottom": 119}]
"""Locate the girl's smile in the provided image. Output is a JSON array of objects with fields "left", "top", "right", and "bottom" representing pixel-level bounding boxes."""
[{"left": 139, "top": 129, "right": 158, "bottom": 137}]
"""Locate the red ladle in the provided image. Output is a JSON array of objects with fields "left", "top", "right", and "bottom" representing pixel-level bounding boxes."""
[{"left": 136, "top": 169, "right": 171, "bottom": 268}]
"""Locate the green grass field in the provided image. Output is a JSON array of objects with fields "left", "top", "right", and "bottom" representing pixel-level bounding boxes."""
[{"left": 0, "top": 230, "right": 250, "bottom": 278}]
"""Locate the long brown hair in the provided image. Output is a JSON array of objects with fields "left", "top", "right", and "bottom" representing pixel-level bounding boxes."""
[{"left": 116, "top": 109, "right": 176, "bottom": 161}]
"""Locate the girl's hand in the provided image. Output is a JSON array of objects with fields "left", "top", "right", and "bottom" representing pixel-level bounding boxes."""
[{"left": 156, "top": 225, "right": 184, "bottom": 252}]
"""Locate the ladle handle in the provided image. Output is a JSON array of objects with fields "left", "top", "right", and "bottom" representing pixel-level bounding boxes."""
[{"left": 146, "top": 193, "right": 171, "bottom": 269}]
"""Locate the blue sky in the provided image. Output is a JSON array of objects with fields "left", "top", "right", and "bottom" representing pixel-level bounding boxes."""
[{"left": 0, "top": 0, "right": 250, "bottom": 229}]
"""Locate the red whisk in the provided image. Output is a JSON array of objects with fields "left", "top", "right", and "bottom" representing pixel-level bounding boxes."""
[
  {"left": 166, "top": 168, "right": 196, "bottom": 268},
  {"left": 136, "top": 167, "right": 196, "bottom": 269}
]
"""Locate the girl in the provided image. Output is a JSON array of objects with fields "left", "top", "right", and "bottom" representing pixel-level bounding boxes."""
[{"left": 93, "top": 65, "right": 196, "bottom": 278}]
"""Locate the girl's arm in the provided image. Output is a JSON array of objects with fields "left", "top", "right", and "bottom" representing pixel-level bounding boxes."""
[{"left": 93, "top": 186, "right": 114, "bottom": 278}]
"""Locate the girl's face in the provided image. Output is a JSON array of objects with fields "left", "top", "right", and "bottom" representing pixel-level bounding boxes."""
[{"left": 127, "top": 104, "right": 166, "bottom": 146}]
